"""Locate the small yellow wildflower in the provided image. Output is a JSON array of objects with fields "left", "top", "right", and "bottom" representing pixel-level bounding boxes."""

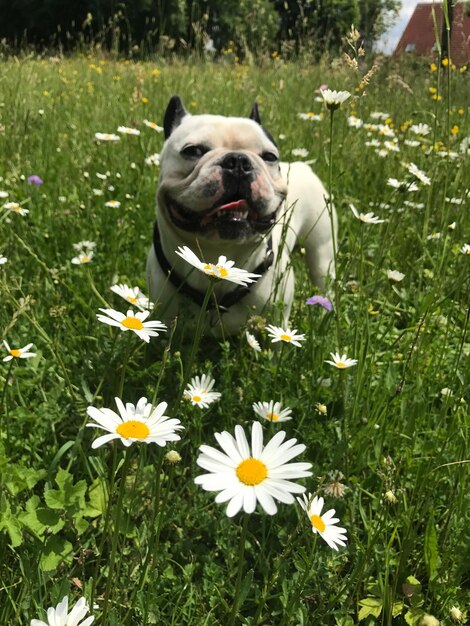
[
  {"left": 451, "top": 125, "right": 459, "bottom": 135},
  {"left": 141, "top": 96, "right": 149, "bottom": 104},
  {"left": 442, "top": 57, "right": 449, "bottom": 67},
  {"left": 430, "top": 62, "right": 437, "bottom": 72}
]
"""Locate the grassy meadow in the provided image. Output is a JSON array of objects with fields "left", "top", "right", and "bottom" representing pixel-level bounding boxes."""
[{"left": 0, "top": 53, "right": 469, "bottom": 625}]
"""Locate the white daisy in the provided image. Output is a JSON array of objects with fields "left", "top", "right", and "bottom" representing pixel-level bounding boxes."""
[
  {"left": 175, "top": 246, "right": 260, "bottom": 287},
  {"left": 370, "top": 111, "right": 390, "bottom": 120},
  {"left": 350, "top": 204, "right": 385, "bottom": 224},
  {"left": 298, "top": 112, "right": 322, "bottom": 122},
  {"left": 73, "top": 240, "right": 96, "bottom": 252},
  {"left": 297, "top": 493, "right": 347, "bottom": 550},
  {"left": 291, "top": 148, "right": 309, "bottom": 158},
  {"left": 460, "top": 243, "right": 470, "bottom": 255},
  {"left": 407, "top": 162, "right": 431, "bottom": 186},
  {"left": 384, "top": 140, "right": 399, "bottom": 152},
  {"left": 365, "top": 139, "right": 381, "bottom": 148},
  {"left": 184, "top": 374, "right": 221, "bottom": 408},
  {"left": 117, "top": 125, "right": 141, "bottom": 136},
  {"left": 320, "top": 89, "right": 351, "bottom": 110},
  {"left": 253, "top": 400, "right": 292, "bottom": 423},
  {"left": 377, "top": 124, "right": 396, "bottom": 138},
  {"left": 92, "top": 188, "right": 104, "bottom": 196},
  {"left": 104, "top": 200, "right": 121, "bottom": 208},
  {"left": 2, "top": 340, "right": 36, "bottom": 362},
  {"left": 195, "top": 421, "right": 312, "bottom": 517},
  {"left": 71, "top": 251, "right": 94, "bottom": 265},
  {"left": 31, "top": 596, "right": 94, "bottom": 626},
  {"left": 347, "top": 115, "right": 363, "bottom": 128},
  {"left": 94, "top": 132, "right": 120, "bottom": 142},
  {"left": 409, "top": 123, "right": 431, "bottom": 136},
  {"left": 86, "top": 396, "right": 183, "bottom": 449},
  {"left": 96, "top": 308, "right": 166, "bottom": 343},
  {"left": 3, "top": 201, "right": 29, "bottom": 215},
  {"left": 110, "top": 283, "right": 153, "bottom": 310},
  {"left": 266, "top": 324, "right": 305, "bottom": 348},
  {"left": 0, "top": 255, "right": 7, "bottom": 265},
  {"left": 145, "top": 152, "right": 161, "bottom": 166},
  {"left": 404, "top": 139, "right": 421, "bottom": 147},
  {"left": 143, "top": 119, "right": 164, "bottom": 132},
  {"left": 387, "top": 269, "right": 405, "bottom": 282},
  {"left": 325, "top": 352, "right": 358, "bottom": 369},
  {"left": 0, "top": 191, "right": 8, "bottom": 198},
  {"left": 387, "top": 178, "right": 419, "bottom": 192},
  {"left": 245, "top": 331, "right": 261, "bottom": 352}
]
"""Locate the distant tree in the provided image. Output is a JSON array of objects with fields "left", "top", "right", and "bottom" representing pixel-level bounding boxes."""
[
  {"left": 357, "top": 0, "right": 401, "bottom": 49},
  {"left": 274, "top": 0, "right": 401, "bottom": 55}
]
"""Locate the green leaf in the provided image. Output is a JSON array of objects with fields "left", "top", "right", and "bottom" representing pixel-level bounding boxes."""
[
  {"left": 19, "top": 507, "right": 64, "bottom": 537},
  {"left": 83, "top": 478, "right": 108, "bottom": 517},
  {"left": 392, "top": 602, "right": 404, "bottom": 618},
  {"left": 44, "top": 469, "right": 87, "bottom": 512},
  {"left": 424, "top": 511, "right": 441, "bottom": 581},
  {"left": 405, "top": 607, "right": 424, "bottom": 626},
  {"left": 40, "top": 536, "right": 73, "bottom": 572},
  {"left": 358, "top": 597, "right": 383, "bottom": 621}
]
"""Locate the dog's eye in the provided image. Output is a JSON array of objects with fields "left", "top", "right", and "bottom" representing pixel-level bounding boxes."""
[
  {"left": 181, "top": 144, "right": 208, "bottom": 159},
  {"left": 261, "top": 151, "right": 279, "bottom": 163}
]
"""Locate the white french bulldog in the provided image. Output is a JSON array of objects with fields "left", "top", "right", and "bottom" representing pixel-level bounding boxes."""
[{"left": 146, "top": 96, "right": 337, "bottom": 335}]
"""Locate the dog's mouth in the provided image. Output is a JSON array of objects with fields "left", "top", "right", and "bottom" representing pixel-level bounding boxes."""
[{"left": 166, "top": 194, "right": 279, "bottom": 237}]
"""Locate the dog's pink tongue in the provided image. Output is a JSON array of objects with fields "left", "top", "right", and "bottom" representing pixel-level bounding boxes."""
[{"left": 217, "top": 199, "right": 249, "bottom": 212}]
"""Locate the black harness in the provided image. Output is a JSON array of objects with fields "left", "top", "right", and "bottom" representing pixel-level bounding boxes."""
[{"left": 152, "top": 221, "right": 274, "bottom": 312}]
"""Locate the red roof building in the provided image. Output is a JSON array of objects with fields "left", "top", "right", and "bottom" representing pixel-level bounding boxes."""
[{"left": 394, "top": 1, "right": 470, "bottom": 64}]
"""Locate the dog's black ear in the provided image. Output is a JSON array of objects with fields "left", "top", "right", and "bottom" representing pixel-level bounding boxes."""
[
  {"left": 164, "top": 96, "right": 188, "bottom": 139},
  {"left": 249, "top": 102, "right": 262, "bottom": 125}
]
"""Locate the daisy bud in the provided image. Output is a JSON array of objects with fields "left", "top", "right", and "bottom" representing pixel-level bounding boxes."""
[
  {"left": 165, "top": 450, "right": 182, "bottom": 465},
  {"left": 450, "top": 607, "right": 465, "bottom": 622},
  {"left": 384, "top": 490, "right": 397, "bottom": 504},
  {"left": 420, "top": 615, "right": 440, "bottom": 626}
]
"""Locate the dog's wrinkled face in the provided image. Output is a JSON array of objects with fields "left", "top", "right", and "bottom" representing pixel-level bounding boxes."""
[{"left": 158, "top": 97, "right": 287, "bottom": 241}]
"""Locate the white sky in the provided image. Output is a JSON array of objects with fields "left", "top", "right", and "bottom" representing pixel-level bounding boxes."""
[{"left": 376, "top": 0, "right": 433, "bottom": 54}]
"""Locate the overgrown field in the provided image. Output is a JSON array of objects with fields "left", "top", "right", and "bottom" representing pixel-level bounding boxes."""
[{"left": 0, "top": 55, "right": 469, "bottom": 625}]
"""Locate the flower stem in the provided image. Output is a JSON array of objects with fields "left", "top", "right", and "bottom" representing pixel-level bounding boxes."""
[
  {"left": 279, "top": 534, "right": 317, "bottom": 626},
  {"left": 0, "top": 360, "right": 14, "bottom": 439},
  {"left": 174, "top": 281, "right": 214, "bottom": 408},
  {"left": 228, "top": 514, "right": 250, "bottom": 626},
  {"left": 100, "top": 447, "right": 133, "bottom": 623},
  {"left": 328, "top": 110, "right": 341, "bottom": 350}
]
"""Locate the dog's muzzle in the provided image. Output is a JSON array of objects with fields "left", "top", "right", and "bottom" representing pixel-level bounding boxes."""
[{"left": 166, "top": 152, "right": 283, "bottom": 239}]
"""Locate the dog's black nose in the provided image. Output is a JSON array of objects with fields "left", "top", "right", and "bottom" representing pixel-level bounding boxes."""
[{"left": 220, "top": 152, "right": 253, "bottom": 174}]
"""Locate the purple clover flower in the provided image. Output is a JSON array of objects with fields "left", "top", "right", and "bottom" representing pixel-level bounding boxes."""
[
  {"left": 27, "top": 175, "right": 43, "bottom": 186},
  {"left": 306, "top": 295, "right": 333, "bottom": 311}
]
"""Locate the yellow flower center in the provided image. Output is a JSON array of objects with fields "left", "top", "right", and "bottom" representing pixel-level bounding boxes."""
[
  {"left": 116, "top": 420, "right": 150, "bottom": 439},
  {"left": 266, "top": 412, "right": 279, "bottom": 422},
  {"left": 310, "top": 514, "right": 326, "bottom": 532},
  {"left": 336, "top": 361, "right": 346, "bottom": 368},
  {"left": 127, "top": 296, "right": 138, "bottom": 303},
  {"left": 216, "top": 266, "right": 228, "bottom": 278},
  {"left": 81, "top": 256, "right": 90, "bottom": 263},
  {"left": 236, "top": 458, "right": 268, "bottom": 486},
  {"left": 9, "top": 349, "right": 22, "bottom": 357},
  {"left": 280, "top": 334, "right": 292, "bottom": 342},
  {"left": 193, "top": 395, "right": 202, "bottom": 403},
  {"left": 121, "top": 316, "right": 144, "bottom": 330}
]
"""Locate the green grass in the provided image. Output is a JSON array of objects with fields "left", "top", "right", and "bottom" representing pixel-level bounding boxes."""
[{"left": 0, "top": 55, "right": 469, "bottom": 625}]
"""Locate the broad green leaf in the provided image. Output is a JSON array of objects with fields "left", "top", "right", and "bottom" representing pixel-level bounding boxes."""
[
  {"left": 40, "top": 535, "right": 73, "bottom": 572},
  {"left": 358, "top": 597, "right": 382, "bottom": 621}
]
